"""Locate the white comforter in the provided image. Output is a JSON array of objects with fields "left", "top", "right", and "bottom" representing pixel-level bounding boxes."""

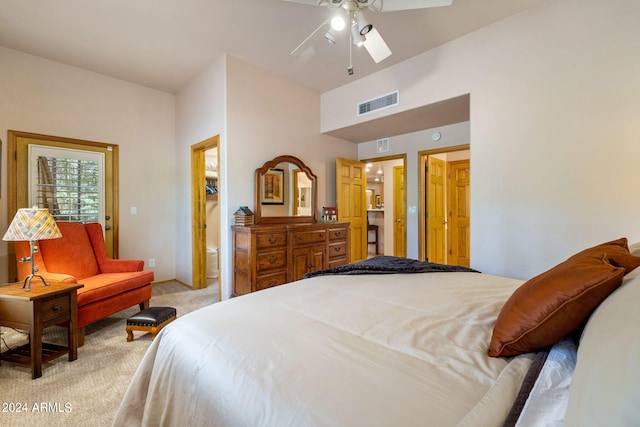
[{"left": 114, "top": 272, "right": 532, "bottom": 427}]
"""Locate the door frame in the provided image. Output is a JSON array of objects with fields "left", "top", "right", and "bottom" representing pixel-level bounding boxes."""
[
  {"left": 191, "top": 135, "right": 221, "bottom": 296},
  {"left": 418, "top": 144, "right": 469, "bottom": 261},
  {"left": 361, "top": 154, "right": 406, "bottom": 257}
]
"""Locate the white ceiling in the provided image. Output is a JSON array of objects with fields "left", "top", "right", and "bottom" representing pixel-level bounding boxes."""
[{"left": 0, "top": 0, "right": 547, "bottom": 94}]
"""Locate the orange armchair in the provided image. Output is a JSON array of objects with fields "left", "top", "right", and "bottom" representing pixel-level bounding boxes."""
[{"left": 14, "top": 222, "right": 154, "bottom": 345}]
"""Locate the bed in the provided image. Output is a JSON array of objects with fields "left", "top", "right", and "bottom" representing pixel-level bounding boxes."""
[{"left": 113, "top": 240, "right": 640, "bottom": 427}]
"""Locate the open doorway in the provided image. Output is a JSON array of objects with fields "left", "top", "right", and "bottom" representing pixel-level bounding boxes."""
[
  {"left": 191, "top": 136, "right": 221, "bottom": 298},
  {"left": 362, "top": 155, "right": 406, "bottom": 258},
  {"left": 418, "top": 144, "right": 470, "bottom": 266}
]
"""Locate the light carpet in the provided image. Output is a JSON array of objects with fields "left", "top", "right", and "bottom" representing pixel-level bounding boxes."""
[{"left": 0, "top": 281, "right": 218, "bottom": 427}]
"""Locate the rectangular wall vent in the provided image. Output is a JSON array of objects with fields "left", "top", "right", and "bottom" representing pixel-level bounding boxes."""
[
  {"left": 357, "top": 90, "right": 399, "bottom": 116},
  {"left": 376, "top": 138, "right": 390, "bottom": 153}
]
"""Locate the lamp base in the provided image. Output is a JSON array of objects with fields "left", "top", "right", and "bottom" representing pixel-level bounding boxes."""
[{"left": 22, "top": 274, "right": 50, "bottom": 292}]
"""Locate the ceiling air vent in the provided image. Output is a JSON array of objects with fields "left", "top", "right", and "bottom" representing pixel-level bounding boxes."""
[{"left": 357, "top": 90, "right": 399, "bottom": 116}]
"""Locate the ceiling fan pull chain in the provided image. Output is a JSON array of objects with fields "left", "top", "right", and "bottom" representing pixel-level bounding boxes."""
[{"left": 348, "top": 27, "right": 354, "bottom": 75}]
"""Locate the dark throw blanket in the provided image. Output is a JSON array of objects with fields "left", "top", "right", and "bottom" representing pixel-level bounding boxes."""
[{"left": 303, "top": 256, "right": 479, "bottom": 279}]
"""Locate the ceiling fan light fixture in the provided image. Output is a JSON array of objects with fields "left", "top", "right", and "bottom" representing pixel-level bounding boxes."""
[
  {"left": 354, "top": 12, "right": 373, "bottom": 35},
  {"left": 330, "top": 15, "right": 346, "bottom": 31},
  {"left": 325, "top": 28, "right": 337, "bottom": 44},
  {"left": 351, "top": 24, "right": 365, "bottom": 46}
]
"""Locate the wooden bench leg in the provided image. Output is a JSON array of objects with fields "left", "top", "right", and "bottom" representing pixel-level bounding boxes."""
[
  {"left": 139, "top": 300, "right": 150, "bottom": 311},
  {"left": 126, "top": 327, "right": 134, "bottom": 342}
]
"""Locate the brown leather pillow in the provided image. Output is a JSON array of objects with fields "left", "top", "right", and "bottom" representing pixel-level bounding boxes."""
[
  {"left": 566, "top": 237, "right": 640, "bottom": 274},
  {"left": 488, "top": 254, "right": 624, "bottom": 357}
]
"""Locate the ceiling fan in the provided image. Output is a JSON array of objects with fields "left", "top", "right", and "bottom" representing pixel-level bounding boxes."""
[{"left": 284, "top": 0, "right": 453, "bottom": 73}]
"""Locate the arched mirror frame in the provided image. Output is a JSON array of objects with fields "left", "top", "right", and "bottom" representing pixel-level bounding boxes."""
[{"left": 254, "top": 155, "right": 317, "bottom": 224}]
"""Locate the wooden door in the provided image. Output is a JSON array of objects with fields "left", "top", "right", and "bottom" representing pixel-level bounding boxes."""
[
  {"left": 427, "top": 156, "right": 446, "bottom": 263},
  {"left": 393, "top": 166, "right": 406, "bottom": 257},
  {"left": 336, "top": 158, "right": 367, "bottom": 263},
  {"left": 448, "top": 160, "right": 471, "bottom": 267}
]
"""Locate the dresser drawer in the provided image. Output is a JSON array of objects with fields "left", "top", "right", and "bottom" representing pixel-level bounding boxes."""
[
  {"left": 256, "top": 250, "right": 287, "bottom": 272},
  {"left": 329, "top": 257, "right": 348, "bottom": 269},
  {"left": 329, "top": 242, "right": 347, "bottom": 259},
  {"left": 41, "top": 294, "right": 70, "bottom": 324},
  {"left": 292, "top": 230, "right": 326, "bottom": 246},
  {"left": 256, "top": 232, "right": 287, "bottom": 249},
  {"left": 329, "top": 228, "right": 347, "bottom": 241},
  {"left": 256, "top": 272, "right": 288, "bottom": 291}
]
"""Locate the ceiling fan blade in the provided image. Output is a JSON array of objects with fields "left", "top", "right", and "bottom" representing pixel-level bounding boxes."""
[
  {"left": 369, "top": 0, "right": 453, "bottom": 12},
  {"left": 291, "top": 20, "right": 332, "bottom": 56},
  {"left": 282, "top": 0, "right": 330, "bottom": 6},
  {"left": 363, "top": 27, "right": 391, "bottom": 63}
]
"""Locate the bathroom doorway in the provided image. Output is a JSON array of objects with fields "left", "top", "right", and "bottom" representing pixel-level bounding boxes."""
[{"left": 191, "top": 135, "right": 221, "bottom": 297}]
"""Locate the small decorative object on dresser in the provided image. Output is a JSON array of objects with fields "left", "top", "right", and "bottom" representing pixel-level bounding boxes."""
[
  {"left": 321, "top": 206, "right": 337, "bottom": 222},
  {"left": 233, "top": 206, "right": 254, "bottom": 226},
  {"left": 232, "top": 155, "right": 350, "bottom": 296}
]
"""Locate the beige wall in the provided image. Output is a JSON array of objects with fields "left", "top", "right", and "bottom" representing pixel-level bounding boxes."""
[
  {"left": 331, "top": 0, "right": 640, "bottom": 280},
  {"left": 359, "top": 122, "right": 470, "bottom": 259},
  {"left": 0, "top": 48, "right": 356, "bottom": 299},
  {"left": 174, "top": 55, "right": 227, "bottom": 287},
  {"left": 175, "top": 56, "right": 356, "bottom": 298},
  {"left": 0, "top": 47, "right": 176, "bottom": 283},
  {"left": 222, "top": 56, "right": 357, "bottom": 298}
]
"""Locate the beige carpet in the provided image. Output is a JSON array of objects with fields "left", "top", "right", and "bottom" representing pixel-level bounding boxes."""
[{"left": 0, "top": 281, "right": 218, "bottom": 427}]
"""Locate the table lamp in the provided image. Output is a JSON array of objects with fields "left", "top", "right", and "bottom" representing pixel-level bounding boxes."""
[{"left": 2, "top": 206, "right": 62, "bottom": 291}]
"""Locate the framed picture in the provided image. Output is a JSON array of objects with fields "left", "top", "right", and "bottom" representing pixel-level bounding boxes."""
[{"left": 262, "top": 168, "right": 284, "bottom": 205}]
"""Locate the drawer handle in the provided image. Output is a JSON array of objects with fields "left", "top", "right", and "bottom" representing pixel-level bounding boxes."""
[
  {"left": 268, "top": 281, "right": 278, "bottom": 287},
  {"left": 53, "top": 305, "right": 62, "bottom": 311},
  {"left": 319, "top": 234, "right": 324, "bottom": 238},
  {"left": 268, "top": 256, "right": 278, "bottom": 264},
  {"left": 268, "top": 237, "right": 278, "bottom": 244},
  {"left": 297, "top": 236, "right": 303, "bottom": 241},
  {"left": 335, "top": 232, "right": 341, "bottom": 236},
  {"left": 334, "top": 247, "right": 342, "bottom": 252}
]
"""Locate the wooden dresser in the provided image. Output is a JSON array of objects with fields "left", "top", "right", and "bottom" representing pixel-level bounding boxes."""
[{"left": 232, "top": 222, "right": 350, "bottom": 296}]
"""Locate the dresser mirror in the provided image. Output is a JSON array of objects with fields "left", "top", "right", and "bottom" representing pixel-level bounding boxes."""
[{"left": 255, "top": 155, "right": 317, "bottom": 224}]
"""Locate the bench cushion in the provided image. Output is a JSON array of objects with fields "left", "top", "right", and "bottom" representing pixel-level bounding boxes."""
[{"left": 127, "top": 307, "right": 176, "bottom": 326}]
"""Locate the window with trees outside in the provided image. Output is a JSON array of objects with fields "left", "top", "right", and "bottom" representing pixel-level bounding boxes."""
[{"left": 29, "top": 145, "right": 105, "bottom": 227}]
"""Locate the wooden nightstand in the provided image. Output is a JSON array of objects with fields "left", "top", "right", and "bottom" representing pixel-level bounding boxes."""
[{"left": 0, "top": 282, "right": 84, "bottom": 379}]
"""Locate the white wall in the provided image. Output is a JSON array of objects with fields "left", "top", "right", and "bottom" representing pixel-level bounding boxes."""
[
  {"left": 335, "top": 0, "right": 640, "bottom": 280},
  {"left": 0, "top": 47, "right": 176, "bottom": 283}
]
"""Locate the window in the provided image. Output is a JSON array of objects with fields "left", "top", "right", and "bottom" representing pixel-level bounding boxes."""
[{"left": 29, "top": 145, "right": 105, "bottom": 228}]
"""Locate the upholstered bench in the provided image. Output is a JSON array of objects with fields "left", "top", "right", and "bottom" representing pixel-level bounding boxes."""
[{"left": 126, "top": 306, "right": 176, "bottom": 342}]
